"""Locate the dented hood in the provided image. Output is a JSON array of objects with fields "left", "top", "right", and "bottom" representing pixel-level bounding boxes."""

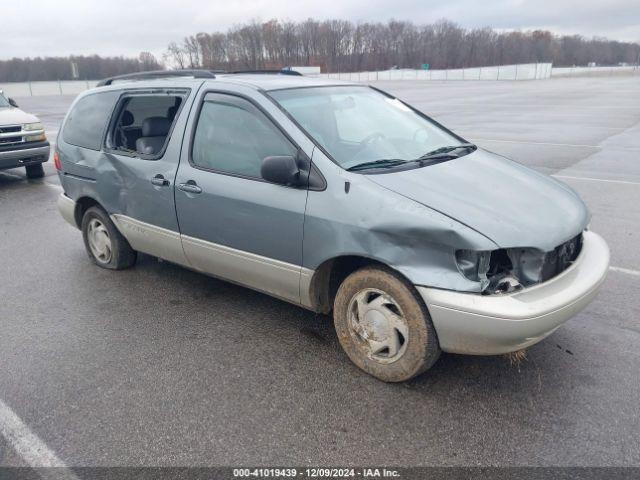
[{"left": 366, "top": 149, "right": 589, "bottom": 251}]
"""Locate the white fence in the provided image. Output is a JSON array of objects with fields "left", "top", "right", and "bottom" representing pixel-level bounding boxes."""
[
  {"left": 2, "top": 64, "right": 638, "bottom": 98},
  {"left": 317, "top": 63, "right": 638, "bottom": 82},
  {"left": 0, "top": 80, "right": 98, "bottom": 98},
  {"left": 319, "top": 63, "right": 553, "bottom": 82},
  {"left": 551, "top": 65, "right": 639, "bottom": 77}
]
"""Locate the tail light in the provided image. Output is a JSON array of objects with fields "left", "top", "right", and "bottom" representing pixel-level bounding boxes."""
[{"left": 54, "top": 151, "right": 61, "bottom": 170}]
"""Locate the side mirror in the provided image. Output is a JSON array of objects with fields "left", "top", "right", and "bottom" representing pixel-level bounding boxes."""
[
  {"left": 8, "top": 98, "right": 18, "bottom": 108},
  {"left": 261, "top": 155, "right": 300, "bottom": 186}
]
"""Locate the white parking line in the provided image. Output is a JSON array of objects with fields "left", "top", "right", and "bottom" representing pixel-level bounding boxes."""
[
  {"left": 610, "top": 266, "right": 640, "bottom": 277},
  {"left": 0, "top": 399, "right": 77, "bottom": 477},
  {"left": 433, "top": 103, "right": 640, "bottom": 110},
  {"left": 553, "top": 175, "right": 640, "bottom": 186},
  {"left": 431, "top": 110, "right": 638, "bottom": 119}
]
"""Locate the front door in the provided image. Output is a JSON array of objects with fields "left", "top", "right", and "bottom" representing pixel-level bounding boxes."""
[{"left": 175, "top": 91, "right": 310, "bottom": 304}]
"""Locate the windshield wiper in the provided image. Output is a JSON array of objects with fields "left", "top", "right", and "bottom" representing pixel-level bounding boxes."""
[
  {"left": 347, "top": 144, "right": 476, "bottom": 172},
  {"left": 347, "top": 159, "right": 408, "bottom": 172},
  {"left": 416, "top": 143, "right": 477, "bottom": 161}
]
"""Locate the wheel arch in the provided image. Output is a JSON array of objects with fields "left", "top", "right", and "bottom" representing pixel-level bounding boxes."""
[
  {"left": 73, "top": 196, "right": 103, "bottom": 228},
  {"left": 305, "top": 255, "right": 415, "bottom": 314}
]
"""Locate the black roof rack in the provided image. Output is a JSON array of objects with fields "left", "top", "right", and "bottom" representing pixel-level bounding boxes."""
[
  {"left": 230, "top": 68, "right": 303, "bottom": 76},
  {"left": 96, "top": 69, "right": 222, "bottom": 87},
  {"left": 96, "top": 67, "right": 305, "bottom": 87}
]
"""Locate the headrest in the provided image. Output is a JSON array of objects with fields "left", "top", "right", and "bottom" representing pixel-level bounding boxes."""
[
  {"left": 136, "top": 137, "right": 165, "bottom": 155},
  {"left": 141, "top": 117, "right": 171, "bottom": 137},
  {"left": 167, "top": 106, "right": 178, "bottom": 121},
  {"left": 121, "top": 110, "right": 134, "bottom": 127}
]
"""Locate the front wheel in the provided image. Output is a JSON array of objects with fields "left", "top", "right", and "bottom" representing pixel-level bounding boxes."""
[
  {"left": 333, "top": 266, "right": 440, "bottom": 382},
  {"left": 81, "top": 206, "right": 137, "bottom": 270},
  {"left": 25, "top": 163, "right": 45, "bottom": 179}
]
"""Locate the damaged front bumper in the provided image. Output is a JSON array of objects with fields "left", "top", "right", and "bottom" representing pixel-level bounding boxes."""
[{"left": 417, "top": 230, "right": 609, "bottom": 355}]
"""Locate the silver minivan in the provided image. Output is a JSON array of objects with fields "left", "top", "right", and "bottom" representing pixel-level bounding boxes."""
[{"left": 56, "top": 70, "right": 609, "bottom": 382}]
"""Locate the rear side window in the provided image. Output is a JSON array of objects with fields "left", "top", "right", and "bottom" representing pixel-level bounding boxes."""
[
  {"left": 106, "top": 92, "right": 184, "bottom": 157},
  {"left": 63, "top": 91, "right": 118, "bottom": 150},
  {"left": 191, "top": 94, "right": 296, "bottom": 178}
]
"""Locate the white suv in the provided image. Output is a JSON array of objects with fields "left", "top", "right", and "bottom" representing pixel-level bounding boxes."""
[{"left": 0, "top": 90, "right": 50, "bottom": 178}]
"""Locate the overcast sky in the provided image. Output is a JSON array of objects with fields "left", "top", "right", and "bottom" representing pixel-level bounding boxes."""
[{"left": 2, "top": 0, "right": 639, "bottom": 60}]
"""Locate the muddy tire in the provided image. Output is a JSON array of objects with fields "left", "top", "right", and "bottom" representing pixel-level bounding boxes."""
[
  {"left": 81, "top": 206, "right": 137, "bottom": 270},
  {"left": 334, "top": 266, "right": 440, "bottom": 382}
]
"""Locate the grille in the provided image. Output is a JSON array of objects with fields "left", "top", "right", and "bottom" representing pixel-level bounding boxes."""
[
  {"left": 0, "top": 136, "right": 24, "bottom": 145},
  {"left": 536, "top": 233, "right": 583, "bottom": 283},
  {"left": 484, "top": 233, "right": 584, "bottom": 293},
  {"left": 0, "top": 125, "right": 25, "bottom": 146},
  {"left": 0, "top": 125, "right": 21, "bottom": 134},
  {"left": 553, "top": 233, "right": 582, "bottom": 273}
]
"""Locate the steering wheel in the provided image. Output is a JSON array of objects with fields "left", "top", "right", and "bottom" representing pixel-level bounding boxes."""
[
  {"left": 354, "top": 132, "right": 385, "bottom": 154},
  {"left": 412, "top": 127, "right": 429, "bottom": 142}
]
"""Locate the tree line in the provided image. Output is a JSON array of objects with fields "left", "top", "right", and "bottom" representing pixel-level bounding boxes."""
[
  {"left": 165, "top": 19, "right": 640, "bottom": 72},
  {"left": 0, "top": 52, "right": 162, "bottom": 82},
  {"left": 1, "top": 19, "right": 638, "bottom": 82}
]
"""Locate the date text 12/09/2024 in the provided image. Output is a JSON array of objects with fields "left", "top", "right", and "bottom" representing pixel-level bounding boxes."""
[{"left": 233, "top": 468, "right": 400, "bottom": 478}]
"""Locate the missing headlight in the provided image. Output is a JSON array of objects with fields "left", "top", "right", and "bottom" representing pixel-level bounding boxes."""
[
  {"left": 456, "top": 248, "right": 522, "bottom": 294},
  {"left": 455, "top": 234, "right": 582, "bottom": 295},
  {"left": 455, "top": 249, "right": 491, "bottom": 291},
  {"left": 485, "top": 249, "right": 523, "bottom": 294}
]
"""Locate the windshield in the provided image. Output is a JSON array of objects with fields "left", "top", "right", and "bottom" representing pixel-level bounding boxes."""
[
  {"left": 0, "top": 93, "right": 9, "bottom": 108},
  {"left": 270, "top": 86, "right": 466, "bottom": 170}
]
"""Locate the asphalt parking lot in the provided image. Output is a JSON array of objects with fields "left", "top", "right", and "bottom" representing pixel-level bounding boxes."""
[{"left": 1, "top": 76, "right": 639, "bottom": 468}]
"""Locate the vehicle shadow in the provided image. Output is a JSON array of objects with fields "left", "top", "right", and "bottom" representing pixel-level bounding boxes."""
[
  {"left": 0, "top": 170, "right": 50, "bottom": 188},
  {"left": 0, "top": 171, "right": 26, "bottom": 187}
]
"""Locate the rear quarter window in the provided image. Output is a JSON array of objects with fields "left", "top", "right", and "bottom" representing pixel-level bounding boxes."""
[{"left": 63, "top": 91, "right": 118, "bottom": 150}]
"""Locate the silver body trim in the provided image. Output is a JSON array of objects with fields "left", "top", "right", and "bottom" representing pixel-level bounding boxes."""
[
  {"left": 181, "top": 234, "right": 302, "bottom": 305},
  {"left": 109, "top": 214, "right": 310, "bottom": 306},
  {"left": 299, "top": 268, "right": 315, "bottom": 309},
  {"left": 110, "top": 214, "right": 190, "bottom": 267},
  {"left": 57, "top": 194, "right": 77, "bottom": 229}
]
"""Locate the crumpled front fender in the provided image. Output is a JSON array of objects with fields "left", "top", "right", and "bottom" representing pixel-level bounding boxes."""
[{"left": 302, "top": 171, "right": 497, "bottom": 293}]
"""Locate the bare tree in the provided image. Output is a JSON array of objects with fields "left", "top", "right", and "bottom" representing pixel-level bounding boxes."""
[
  {"left": 2, "top": 18, "right": 637, "bottom": 82},
  {"left": 139, "top": 52, "right": 159, "bottom": 70},
  {"left": 156, "top": 18, "right": 640, "bottom": 75},
  {"left": 164, "top": 42, "right": 186, "bottom": 69}
]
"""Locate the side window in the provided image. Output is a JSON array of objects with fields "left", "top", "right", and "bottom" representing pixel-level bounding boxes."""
[
  {"left": 192, "top": 94, "right": 296, "bottom": 178},
  {"left": 63, "top": 91, "right": 118, "bottom": 150},
  {"left": 107, "top": 93, "right": 184, "bottom": 157}
]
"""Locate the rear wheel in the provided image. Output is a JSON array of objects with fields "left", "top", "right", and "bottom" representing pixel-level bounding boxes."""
[
  {"left": 25, "top": 163, "right": 44, "bottom": 179},
  {"left": 81, "top": 206, "right": 136, "bottom": 270},
  {"left": 333, "top": 266, "right": 440, "bottom": 382}
]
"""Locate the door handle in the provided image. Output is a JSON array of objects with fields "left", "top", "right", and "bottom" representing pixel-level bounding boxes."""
[
  {"left": 178, "top": 180, "right": 202, "bottom": 194},
  {"left": 151, "top": 174, "right": 170, "bottom": 187}
]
